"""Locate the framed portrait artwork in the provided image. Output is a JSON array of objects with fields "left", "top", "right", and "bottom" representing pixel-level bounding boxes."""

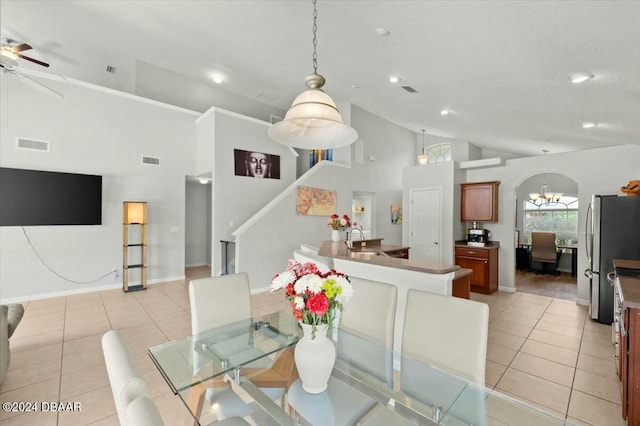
[
  {"left": 296, "top": 186, "right": 336, "bottom": 216},
  {"left": 234, "top": 149, "right": 280, "bottom": 179}
]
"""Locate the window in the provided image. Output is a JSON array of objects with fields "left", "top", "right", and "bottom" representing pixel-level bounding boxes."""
[
  {"left": 425, "top": 143, "right": 451, "bottom": 163},
  {"left": 523, "top": 196, "right": 579, "bottom": 244}
]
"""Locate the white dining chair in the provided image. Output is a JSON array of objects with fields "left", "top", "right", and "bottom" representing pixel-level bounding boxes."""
[
  {"left": 361, "top": 289, "right": 490, "bottom": 426},
  {"left": 401, "top": 289, "right": 489, "bottom": 425},
  {"left": 402, "top": 288, "right": 489, "bottom": 384},
  {"left": 188, "top": 273, "right": 290, "bottom": 422},
  {"left": 287, "top": 277, "right": 397, "bottom": 425}
]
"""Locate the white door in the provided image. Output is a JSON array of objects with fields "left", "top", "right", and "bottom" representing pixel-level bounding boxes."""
[{"left": 410, "top": 187, "right": 442, "bottom": 263}]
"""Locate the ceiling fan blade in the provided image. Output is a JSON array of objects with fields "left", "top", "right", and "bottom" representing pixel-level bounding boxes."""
[
  {"left": 13, "top": 43, "right": 32, "bottom": 53},
  {"left": 18, "top": 54, "right": 49, "bottom": 67},
  {"left": 13, "top": 73, "right": 63, "bottom": 99}
]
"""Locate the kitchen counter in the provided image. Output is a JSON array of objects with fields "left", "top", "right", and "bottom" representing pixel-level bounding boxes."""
[
  {"left": 454, "top": 240, "right": 501, "bottom": 248},
  {"left": 318, "top": 239, "right": 471, "bottom": 355},
  {"left": 318, "top": 240, "right": 462, "bottom": 275},
  {"left": 618, "top": 275, "right": 640, "bottom": 310}
]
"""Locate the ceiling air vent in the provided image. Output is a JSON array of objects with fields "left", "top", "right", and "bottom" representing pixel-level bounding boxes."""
[
  {"left": 16, "top": 137, "right": 50, "bottom": 152},
  {"left": 142, "top": 156, "right": 160, "bottom": 166},
  {"left": 401, "top": 86, "right": 418, "bottom": 93}
]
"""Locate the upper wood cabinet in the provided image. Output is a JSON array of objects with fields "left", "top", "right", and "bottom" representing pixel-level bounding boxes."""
[{"left": 461, "top": 181, "right": 500, "bottom": 222}]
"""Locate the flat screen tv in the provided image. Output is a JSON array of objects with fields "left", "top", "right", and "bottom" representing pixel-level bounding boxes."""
[{"left": 0, "top": 167, "right": 102, "bottom": 226}]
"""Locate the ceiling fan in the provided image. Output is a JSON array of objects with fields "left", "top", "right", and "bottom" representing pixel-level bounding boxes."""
[{"left": 1, "top": 37, "right": 63, "bottom": 98}]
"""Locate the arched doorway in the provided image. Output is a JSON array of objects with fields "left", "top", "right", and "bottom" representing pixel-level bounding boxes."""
[{"left": 514, "top": 173, "right": 579, "bottom": 300}]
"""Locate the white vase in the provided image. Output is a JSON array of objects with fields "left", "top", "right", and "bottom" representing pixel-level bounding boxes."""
[
  {"left": 295, "top": 323, "right": 336, "bottom": 394},
  {"left": 331, "top": 229, "right": 340, "bottom": 242}
]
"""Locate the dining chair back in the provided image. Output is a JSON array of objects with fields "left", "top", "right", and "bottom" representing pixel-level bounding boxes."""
[
  {"left": 189, "top": 273, "right": 252, "bottom": 334},
  {"left": 288, "top": 277, "right": 398, "bottom": 425},
  {"left": 102, "top": 330, "right": 162, "bottom": 425},
  {"left": 188, "top": 272, "right": 291, "bottom": 423},
  {"left": 402, "top": 288, "right": 489, "bottom": 384},
  {"left": 338, "top": 277, "right": 397, "bottom": 386}
]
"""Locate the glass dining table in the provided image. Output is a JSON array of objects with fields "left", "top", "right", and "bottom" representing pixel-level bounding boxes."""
[{"left": 149, "top": 309, "right": 578, "bottom": 426}]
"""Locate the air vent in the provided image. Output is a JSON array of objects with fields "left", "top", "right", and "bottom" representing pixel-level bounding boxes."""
[
  {"left": 142, "top": 156, "right": 160, "bottom": 166},
  {"left": 106, "top": 65, "right": 117, "bottom": 74},
  {"left": 401, "top": 86, "right": 418, "bottom": 93},
  {"left": 16, "top": 137, "right": 50, "bottom": 152}
]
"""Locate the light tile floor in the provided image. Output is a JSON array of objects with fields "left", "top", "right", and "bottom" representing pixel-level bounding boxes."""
[{"left": 0, "top": 268, "right": 625, "bottom": 426}]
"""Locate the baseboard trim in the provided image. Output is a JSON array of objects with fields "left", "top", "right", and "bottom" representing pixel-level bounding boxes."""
[{"left": 0, "top": 275, "right": 186, "bottom": 304}]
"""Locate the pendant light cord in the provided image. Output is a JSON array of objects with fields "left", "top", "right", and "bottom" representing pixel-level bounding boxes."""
[{"left": 312, "top": 0, "right": 318, "bottom": 74}]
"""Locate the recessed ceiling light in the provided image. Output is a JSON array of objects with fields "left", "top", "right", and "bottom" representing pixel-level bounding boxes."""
[
  {"left": 389, "top": 75, "right": 399, "bottom": 84},
  {"left": 440, "top": 109, "right": 449, "bottom": 116},
  {"left": 375, "top": 27, "right": 390, "bottom": 37},
  {"left": 198, "top": 178, "right": 209, "bottom": 184},
  {"left": 570, "top": 72, "right": 594, "bottom": 84},
  {"left": 211, "top": 73, "right": 224, "bottom": 84},
  {"left": 582, "top": 122, "right": 598, "bottom": 129}
]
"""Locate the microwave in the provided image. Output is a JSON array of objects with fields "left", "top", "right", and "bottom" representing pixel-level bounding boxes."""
[{"left": 467, "top": 229, "right": 489, "bottom": 246}]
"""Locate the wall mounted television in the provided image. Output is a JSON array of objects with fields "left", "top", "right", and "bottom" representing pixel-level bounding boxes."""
[{"left": 0, "top": 167, "right": 102, "bottom": 226}]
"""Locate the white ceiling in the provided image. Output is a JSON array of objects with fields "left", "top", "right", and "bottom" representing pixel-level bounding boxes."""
[{"left": 1, "top": 0, "right": 639, "bottom": 157}]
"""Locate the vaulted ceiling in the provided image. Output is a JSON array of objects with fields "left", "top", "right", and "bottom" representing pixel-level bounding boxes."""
[{"left": 2, "top": 0, "right": 639, "bottom": 157}]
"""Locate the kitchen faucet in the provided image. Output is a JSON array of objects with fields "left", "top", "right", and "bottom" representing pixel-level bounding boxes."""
[{"left": 346, "top": 226, "right": 365, "bottom": 249}]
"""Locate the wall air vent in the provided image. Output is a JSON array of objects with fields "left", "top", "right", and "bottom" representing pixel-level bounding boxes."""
[
  {"left": 401, "top": 86, "right": 418, "bottom": 93},
  {"left": 106, "top": 65, "right": 117, "bottom": 74},
  {"left": 16, "top": 137, "right": 50, "bottom": 152},
  {"left": 142, "top": 156, "right": 160, "bottom": 166}
]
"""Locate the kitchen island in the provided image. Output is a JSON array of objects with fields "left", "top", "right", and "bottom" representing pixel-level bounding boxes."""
[{"left": 318, "top": 239, "right": 472, "bottom": 354}]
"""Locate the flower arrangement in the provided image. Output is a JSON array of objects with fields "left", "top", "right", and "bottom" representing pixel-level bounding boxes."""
[
  {"left": 327, "top": 213, "right": 351, "bottom": 231},
  {"left": 271, "top": 260, "right": 353, "bottom": 337}
]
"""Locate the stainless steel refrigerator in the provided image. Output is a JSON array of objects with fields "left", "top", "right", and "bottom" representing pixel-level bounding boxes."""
[{"left": 585, "top": 195, "right": 640, "bottom": 324}]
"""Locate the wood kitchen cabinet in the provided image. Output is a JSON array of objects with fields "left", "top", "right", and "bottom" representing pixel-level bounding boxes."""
[
  {"left": 461, "top": 181, "right": 500, "bottom": 222},
  {"left": 616, "top": 274, "right": 640, "bottom": 425},
  {"left": 455, "top": 244, "right": 499, "bottom": 294}
]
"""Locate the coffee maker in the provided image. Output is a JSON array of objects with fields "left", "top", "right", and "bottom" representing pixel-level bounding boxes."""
[{"left": 467, "top": 222, "right": 490, "bottom": 247}]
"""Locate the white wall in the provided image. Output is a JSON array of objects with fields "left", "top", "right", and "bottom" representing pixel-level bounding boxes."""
[
  {"left": 466, "top": 144, "right": 640, "bottom": 304},
  {"left": 0, "top": 74, "right": 198, "bottom": 301},
  {"left": 135, "top": 60, "right": 286, "bottom": 122},
  {"left": 185, "top": 181, "right": 211, "bottom": 266},
  {"left": 235, "top": 162, "right": 353, "bottom": 291},
  {"left": 402, "top": 161, "right": 458, "bottom": 264},
  {"left": 350, "top": 106, "right": 415, "bottom": 245},
  {"left": 195, "top": 109, "right": 298, "bottom": 275}
]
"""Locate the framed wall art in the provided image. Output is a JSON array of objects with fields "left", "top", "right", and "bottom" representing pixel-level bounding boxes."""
[
  {"left": 296, "top": 186, "right": 336, "bottom": 216},
  {"left": 234, "top": 149, "right": 280, "bottom": 179}
]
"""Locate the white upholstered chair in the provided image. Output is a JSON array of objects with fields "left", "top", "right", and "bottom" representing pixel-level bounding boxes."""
[
  {"left": 102, "top": 330, "right": 156, "bottom": 426},
  {"left": 188, "top": 273, "right": 289, "bottom": 422},
  {"left": 102, "top": 329, "right": 252, "bottom": 426},
  {"left": 287, "top": 277, "right": 398, "bottom": 425},
  {"left": 401, "top": 289, "right": 489, "bottom": 425},
  {"left": 361, "top": 289, "right": 489, "bottom": 426},
  {"left": 402, "top": 288, "right": 489, "bottom": 384}
]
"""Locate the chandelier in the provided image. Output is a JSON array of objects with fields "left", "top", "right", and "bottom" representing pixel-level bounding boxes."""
[
  {"left": 528, "top": 150, "right": 563, "bottom": 206},
  {"left": 268, "top": 0, "right": 358, "bottom": 149}
]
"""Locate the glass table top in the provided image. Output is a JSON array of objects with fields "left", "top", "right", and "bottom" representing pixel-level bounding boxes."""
[{"left": 149, "top": 309, "right": 579, "bottom": 426}]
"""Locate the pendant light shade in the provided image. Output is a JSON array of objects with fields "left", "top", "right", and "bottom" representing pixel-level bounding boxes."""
[
  {"left": 268, "top": 0, "right": 358, "bottom": 149},
  {"left": 269, "top": 78, "right": 358, "bottom": 149}
]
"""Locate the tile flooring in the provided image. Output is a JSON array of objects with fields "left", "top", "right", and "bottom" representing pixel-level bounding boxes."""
[{"left": 0, "top": 267, "right": 625, "bottom": 426}]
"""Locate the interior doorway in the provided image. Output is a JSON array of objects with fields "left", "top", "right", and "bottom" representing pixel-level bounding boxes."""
[
  {"left": 409, "top": 187, "right": 442, "bottom": 263},
  {"left": 185, "top": 174, "right": 212, "bottom": 273},
  {"left": 514, "top": 173, "right": 578, "bottom": 300},
  {"left": 352, "top": 191, "right": 375, "bottom": 238}
]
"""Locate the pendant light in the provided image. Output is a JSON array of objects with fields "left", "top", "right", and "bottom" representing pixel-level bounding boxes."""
[
  {"left": 268, "top": 0, "right": 358, "bottom": 149},
  {"left": 417, "top": 129, "right": 429, "bottom": 165}
]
